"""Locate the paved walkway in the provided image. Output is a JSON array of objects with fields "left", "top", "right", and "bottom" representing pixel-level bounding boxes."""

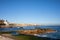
[{"left": 0, "top": 35, "right": 14, "bottom": 40}]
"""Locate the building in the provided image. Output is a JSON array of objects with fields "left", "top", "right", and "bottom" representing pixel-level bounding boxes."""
[{"left": 0, "top": 20, "right": 9, "bottom": 28}]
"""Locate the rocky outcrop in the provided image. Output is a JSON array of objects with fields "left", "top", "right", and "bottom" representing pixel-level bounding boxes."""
[{"left": 18, "top": 29, "right": 57, "bottom": 35}]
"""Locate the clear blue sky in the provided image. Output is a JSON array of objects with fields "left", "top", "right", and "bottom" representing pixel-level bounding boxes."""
[{"left": 0, "top": 0, "right": 60, "bottom": 25}]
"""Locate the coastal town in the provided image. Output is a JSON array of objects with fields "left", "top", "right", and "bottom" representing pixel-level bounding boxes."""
[{"left": 0, "top": 19, "right": 40, "bottom": 28}]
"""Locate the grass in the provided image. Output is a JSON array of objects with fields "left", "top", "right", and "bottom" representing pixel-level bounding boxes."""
[
  {"left": 13, "top": 35, "right": 41, "bottom": 40},
  {"left": 0, "top": 32, "right": 11, "bottom": 34}
]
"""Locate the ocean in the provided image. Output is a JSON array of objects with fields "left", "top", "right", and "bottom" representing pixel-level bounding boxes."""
[
  {"left": 0, "top": 25, "right": 60, "bottom": 39},
  {"left": 23, "top": 26, "right": 60, "bottom": 39}
]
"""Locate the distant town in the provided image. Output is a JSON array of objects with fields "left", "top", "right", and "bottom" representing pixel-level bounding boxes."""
[{"left": 0, "top": 19, "right": 40, "bottom": 28}]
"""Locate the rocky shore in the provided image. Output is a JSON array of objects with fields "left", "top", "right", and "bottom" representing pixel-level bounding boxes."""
[{"left": 18, "top": 29, "right": 57, "bottom": 35}]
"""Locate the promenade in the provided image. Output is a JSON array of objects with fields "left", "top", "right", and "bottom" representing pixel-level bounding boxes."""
[{"left": 0, "top": 35, "right": 14, "bottom": 40}]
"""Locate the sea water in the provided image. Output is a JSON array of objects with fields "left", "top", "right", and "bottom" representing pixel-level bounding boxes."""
[
  {"left": 0, "top": 26, "right": 60, "bottom": 39},
  {"left": 23, "top": 26, "right": 60, "bottom": 39}
]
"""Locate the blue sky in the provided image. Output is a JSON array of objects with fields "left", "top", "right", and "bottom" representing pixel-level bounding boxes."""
[{"left": 0, "top": 0, "right": 60, "bottom": 25}]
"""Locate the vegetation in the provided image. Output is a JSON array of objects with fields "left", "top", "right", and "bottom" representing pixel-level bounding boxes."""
[{"left": 0, "top": 32, "right": 11, "bottom": 34}]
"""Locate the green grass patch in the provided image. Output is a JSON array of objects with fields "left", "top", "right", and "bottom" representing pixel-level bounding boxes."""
[{"left": 13, "top": 34, "right": 51, "bottom": 40}]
